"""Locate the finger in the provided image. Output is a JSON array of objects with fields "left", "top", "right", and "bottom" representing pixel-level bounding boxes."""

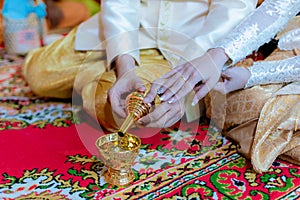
[
  {"left": 109, "top": 89, "right": 127, "bottom": 118},
  {"left": 146, "top": 73, "right": 185, "bottom": 103},
  {"left": 192, "top": 78, "right": 218, "bottom": 106},
  {"left": 160, "top": 64, "right": 184, "bottom": 79},
  {"left": 192, "top": 86, "right": 209, "bottom": 106},
  {"left": 159, "top": 66, "right": 192, "bottom": 99},
  {"left": 213, "top": 82, "right": 227, "bottom": 94},
  {"left": 191, "top": 83, "right": 205, "bottom": 104},
  {"left": 220, "top": 71, "right": 232, "bottom": 80},
  {"left": 157, "top": 65, "right": 194, "bottom": 102},
  {"left": 146, "top": 104, "right": 184, "bottom": 128},
  {"left": 143, "top": 110, "right": 175, "bottom": 128},
  {"left": 137, "top": 102, "right": 169, "bottom": 126},
  {"left": 144, "top": 79, "right": 165, "bottom": 103},
  {"left": 133, "top": 79, "right": 146, "bottom": 92},
  {"left": 145, "top": 110, "right": 172, "bottom": 128},
  {"left": 166, "top": 82, "right": 193, "bottom": 104},
  {"left": 192, "top": 69, "right": 222, "bottom": 106},
  {"left": 136, "top": 85, "right": 146, "bottom": 92},
  {"left": 159, "top": 74, "right": 187, "bottom": 102},
  {"left": 193, "top": 81, "right": 204, "bottom": 91},
  {"left": 162, "top": 105, "right": 184, "bottom": 127},
  {"left": 165, "top": 72, "right": 200, "bottom": 104},
  {"left": 222, "top": 78, "right": 241, "bottom": 93}
]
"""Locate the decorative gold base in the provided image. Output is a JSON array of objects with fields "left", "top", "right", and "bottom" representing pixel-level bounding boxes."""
[
  {"left": 103, "top": 168, "right": 135, "bottom": 186},
  {"left": 96, "top": 133, "right": 141, "bottom": 187}
]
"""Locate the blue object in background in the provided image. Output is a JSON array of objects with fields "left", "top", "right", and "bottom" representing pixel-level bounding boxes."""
[{"left": 2, "top": 0, "right": 46, "bottom": 19}]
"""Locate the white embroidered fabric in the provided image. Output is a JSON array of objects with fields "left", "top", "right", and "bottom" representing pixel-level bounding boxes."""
[
  {"left": 216, "top": 0, "right": 300, "bottom": 65},
  {"left": 245, "top": 56, "right": 300, "bottom": 88},
  {"left": 278, "top": 28, "right": 300, "bottom": 50}
]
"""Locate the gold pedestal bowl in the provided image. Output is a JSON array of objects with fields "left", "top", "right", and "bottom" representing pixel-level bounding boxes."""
[{"left": 96, "top": 132, "right": 141, "bottom": 186}]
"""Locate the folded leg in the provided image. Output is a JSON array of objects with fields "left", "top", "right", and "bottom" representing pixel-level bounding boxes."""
[{"left": 23, "top": 27, "right": 106, "bottom": 98}]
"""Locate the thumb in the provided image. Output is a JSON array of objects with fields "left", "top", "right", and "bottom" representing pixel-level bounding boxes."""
[
  {"left": 213, "top": 82, "right": 227, "bottom": 94},
  {"left": 134, "top": 80, "right": 146, "bottom": 92}
]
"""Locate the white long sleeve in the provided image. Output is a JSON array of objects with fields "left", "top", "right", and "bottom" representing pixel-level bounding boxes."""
[
  {"left": 100, "top": 0, "right": 140, "bottom": 66},
  {"left": 245, "top": 56, "right": 300, "bottom": 88},
  {"left": 216, "top": 0, "right": 300, "bottom": 65},
  {"left": 183, "top": 0, "right": 256, "bottom": 57}
]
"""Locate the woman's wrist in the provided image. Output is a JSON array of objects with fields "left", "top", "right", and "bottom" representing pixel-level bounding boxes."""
[{"left": 207, "top": 48, "right": 230, "bottom": 69}]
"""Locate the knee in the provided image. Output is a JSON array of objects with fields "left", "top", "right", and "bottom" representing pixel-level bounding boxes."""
[
  {"left": 23, "top": 49, "right": 73, "bottom": 98},
  {"left": 81, "top": 73, "right": 118, "bottom": 132},
  {"left": 23, "top": 49, "right": 48, "bottom": 96}
]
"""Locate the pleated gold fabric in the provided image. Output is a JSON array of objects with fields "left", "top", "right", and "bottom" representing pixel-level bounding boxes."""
[
  {"left": 23, "top": 28, "right": 171, "bottom": 132},
  {"left": 24, "top": 27, "right": 105, "bottom": 99},
  {"left": 251, "top": 94, "right": 300, "bottom": 172},
  {"left": 206, "top": 48, "right": 300, "bottom": 173}
]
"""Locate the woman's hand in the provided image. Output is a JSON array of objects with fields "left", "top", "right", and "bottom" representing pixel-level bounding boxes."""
[
  {"left": 137, "top": 98, "right": 185, "bottom": 128},
  {"left": 144, "top": 48, "right": 228, "bottom": 106},
  {"left": 108, "top": 55, "right": 145, "bottom": 118},
  {"left": 213, "top": 67, "right": 251, "bottom": 94}
]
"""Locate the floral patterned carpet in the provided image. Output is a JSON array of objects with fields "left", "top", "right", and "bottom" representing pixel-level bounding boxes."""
[{"left": 0, "top": 63, "right": 299, "bottom": 200}]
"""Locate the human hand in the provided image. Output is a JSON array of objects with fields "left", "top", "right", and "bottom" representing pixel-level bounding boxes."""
[
  {"left": 137, "top": 98, "right": 185, "bottom": 128},
  {"left": 108, "top": 55, "right": 146, "bottom": 118},
  {"left": 213, "top": 67, "right": 251, "bottom": 94},
  {"left": 144, "top": 48, "right": 228, "bottom": 106}
]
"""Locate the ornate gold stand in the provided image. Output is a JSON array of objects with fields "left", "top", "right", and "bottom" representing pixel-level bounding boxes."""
[
  {"left": 96, "top": 91, "right": 152, "bottom": 186},
  {"left": 96, "top": 133, "right": 140, "bottom": 186}
]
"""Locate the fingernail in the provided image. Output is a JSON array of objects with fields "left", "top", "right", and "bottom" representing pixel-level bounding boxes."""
[
  {"left": 191, "top": 101, "right": 197, "bottom": 106},
  {"left": 137, "top": 120, "right": 143, "bottom": 125},
  {"left": 138, "top": 86, "right": 146, "bottom": 91},
  {"left": 157, "top": 89, "right": 163, "bottom": 94},
  {"left": 168, "top": 97, "right": 174, "bottom": 104},
  {"left": 160, "top": 95, "right": 165, "bottom": 101}
]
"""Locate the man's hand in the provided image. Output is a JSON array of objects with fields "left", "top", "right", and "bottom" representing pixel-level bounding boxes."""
[
  {"left": 137, "top": 98, "right": 185, "bottom": 128},
  {"left": 108, "top": 55, "right": 145, "bottom": 118}
]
